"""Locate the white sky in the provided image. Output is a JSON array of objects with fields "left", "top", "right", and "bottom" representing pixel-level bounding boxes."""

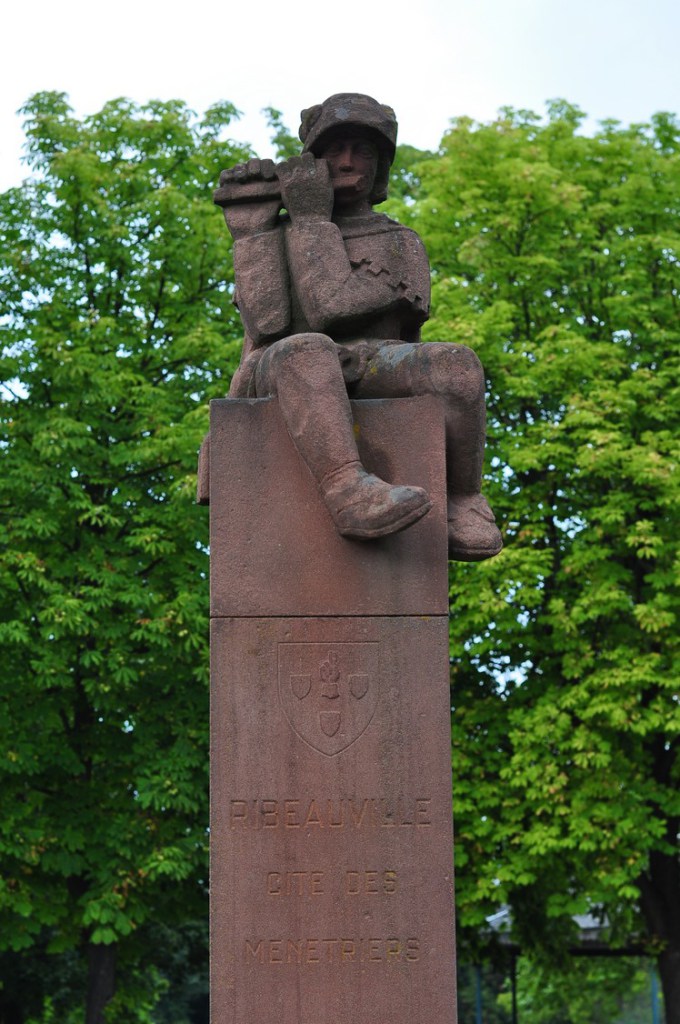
[{"left": 1, "top": 0, "right": 678, "bottom": 191}]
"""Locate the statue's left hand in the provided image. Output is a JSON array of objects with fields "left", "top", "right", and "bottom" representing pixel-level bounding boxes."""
[{"left": 277, "top": 154, "right": 333, "bottom": 223}]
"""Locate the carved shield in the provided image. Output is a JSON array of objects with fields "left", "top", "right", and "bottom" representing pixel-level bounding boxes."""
[
  {"left": 320, "top": 712, "right": 341, "bottom": 737},
  {"left": 290, "top": 674, "right": 312, "bottom": 700},
  {"left": 278, "top": 642, "right": 379, "bottom": 755}
]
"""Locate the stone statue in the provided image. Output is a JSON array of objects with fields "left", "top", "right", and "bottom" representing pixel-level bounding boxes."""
[{"left": 215, "top": 93, "right": 502, "bottom": 561}]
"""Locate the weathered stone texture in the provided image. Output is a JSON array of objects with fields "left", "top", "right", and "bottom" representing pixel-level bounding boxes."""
[
  {"left": 209, "top": 397, "right": 448, "bottom": 618},
  {"left": 208, "top": 398, "right": 457, "bottom": 1024},
  {"left": 210, "top": 615, "right": 455, "bottom": 1024}
]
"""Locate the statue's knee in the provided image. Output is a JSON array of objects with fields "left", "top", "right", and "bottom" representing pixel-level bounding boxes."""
[
  {"left": 257, "top": 333, "right": 336, "bottom": 393},
  {"left": 274, "top": 332, "right": 335, "bottom": 360},
  {"left": 424, "top": 344, "right": 485, "bottom": 404}
]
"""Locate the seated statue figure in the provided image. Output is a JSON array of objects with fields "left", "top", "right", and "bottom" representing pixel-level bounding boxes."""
[{"left": 216, "top": 93, "right": 502, "bottom": 561}]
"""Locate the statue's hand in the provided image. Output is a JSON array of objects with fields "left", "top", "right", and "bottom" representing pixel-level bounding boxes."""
[
  {"left": 277, "top": 153, "right": 333, "bottom": 223},
  {"left": 219, "top": 159, "right": 281, "bottom": 240}
]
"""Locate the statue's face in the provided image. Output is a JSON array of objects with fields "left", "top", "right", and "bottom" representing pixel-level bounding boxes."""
[{"left": 319, "top": 133, "right": 379, "bottom": 207}]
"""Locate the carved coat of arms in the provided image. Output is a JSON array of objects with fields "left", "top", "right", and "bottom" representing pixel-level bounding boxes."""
[{"left": 278, "top": 643, "right": 379, "bottom": 755}]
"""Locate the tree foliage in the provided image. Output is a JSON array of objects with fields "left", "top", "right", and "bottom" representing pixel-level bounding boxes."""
[
  {"left": 1, "top": 94, "right": 678, "bottom": 1022},
  {"left": 389, "top": 103, "right": 679, "bottom": 1019},
  {"left": 0, "top": 93, "right": 248, "bottom": 1021}
]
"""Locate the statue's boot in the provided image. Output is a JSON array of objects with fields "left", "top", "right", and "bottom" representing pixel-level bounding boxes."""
[
  {"left": 258, "top": 333, "right": 432, "bottom": 540},
  {"left": 447, "top": 494, "right": 503, "bottom": 562},
  {"left": 321, "top": 461, "right": 432, "bottom": 540}
]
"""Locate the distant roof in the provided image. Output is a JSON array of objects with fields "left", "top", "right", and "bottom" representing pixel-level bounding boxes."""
[{"left": 485, "top": 906, "right": 645, "bottom": 956}]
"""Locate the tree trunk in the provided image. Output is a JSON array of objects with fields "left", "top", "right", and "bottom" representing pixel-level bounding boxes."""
[
  {"left": 0, "top": 999, "right": 25, "bottom": 1024},
  {"left": 658, "top": 943, "right": 680, "bottom": 1024},
  {"left": 85, "top": 942, "right": 117, "bottom": 1024},
  {"left": 638, "top": 825, "right": 680, "bottom": 1024}
]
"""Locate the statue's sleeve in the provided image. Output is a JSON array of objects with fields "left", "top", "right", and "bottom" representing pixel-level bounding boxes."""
[
  {"left": 285, "top": 222, "right": 430, "bottom": 333},
  {"left": 232, "top": 227, "right": 291, "bottom": 344}
]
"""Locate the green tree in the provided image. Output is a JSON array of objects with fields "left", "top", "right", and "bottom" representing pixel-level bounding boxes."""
[
  {"left": 3, "top": 93, "right": 679, "bottom": 1024},
  {"left": 0, "top": 92, "right": 247, "bottom": 1022},
  {"left": 496, "top": 956, "right": 651, "bottom": 1024},
  {"left": 396, "top": 104, "right": 679, "bottom": 1020},
  {"left": 263, "top": 106, "right": 301, "bottom": 161}
]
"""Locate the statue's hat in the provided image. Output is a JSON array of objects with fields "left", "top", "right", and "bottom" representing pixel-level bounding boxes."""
[{"left": 299, "top": 94, "right": 397, "bottom": 204}]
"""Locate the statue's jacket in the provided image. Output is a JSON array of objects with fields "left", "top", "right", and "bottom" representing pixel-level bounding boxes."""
[{"left": 229, "top": 212, "right": 431, "bottom": 396}]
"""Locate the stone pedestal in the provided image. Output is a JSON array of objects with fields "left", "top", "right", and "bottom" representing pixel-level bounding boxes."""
[{"left": 209, "top": 397, "right": 457, "bottom": 1024}]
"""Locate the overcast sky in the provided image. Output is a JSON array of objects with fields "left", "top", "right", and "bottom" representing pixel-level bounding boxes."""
[{"left": 1, "top": 0, "right": 678, "bottom": 190}]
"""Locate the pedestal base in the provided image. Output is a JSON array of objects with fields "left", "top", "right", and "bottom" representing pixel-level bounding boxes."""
[
  {"left": 209, "top": 397, "right": 457, "bottom": 1024},
  {"left": 211, "top": 616, "right": 456, "bottom": 1024}
]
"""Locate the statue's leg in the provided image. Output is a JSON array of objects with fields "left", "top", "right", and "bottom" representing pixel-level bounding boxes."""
[
  {"left": 255, "top": 334, "right": 432, "bottom": 539},
  {"left": 353, "top": 343, "right": 502, "bottom": 561}
]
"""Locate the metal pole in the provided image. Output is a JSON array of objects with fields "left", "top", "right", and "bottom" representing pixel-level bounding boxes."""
[
  {"left": 511, "top": 953, "right": 518, "bottom": 1024},
  {"left": 651, "top": 964, "right": 660, "bottom": 1024}
]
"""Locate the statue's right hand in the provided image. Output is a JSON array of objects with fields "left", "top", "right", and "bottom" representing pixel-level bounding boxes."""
[
  {"left": 219, "top": 159, "right": 281, "bottom": 240},
  {"left": 276, "top": 153, "right": 333, "bottom": 222}
]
